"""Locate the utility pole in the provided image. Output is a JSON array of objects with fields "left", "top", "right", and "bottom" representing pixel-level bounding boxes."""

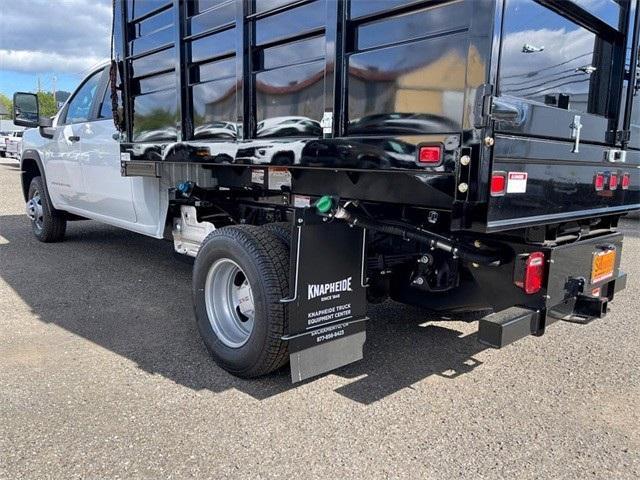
[
  {"left": 52, "top": 75, "right": 57, "bottom": 103},
  {"left": 37, "top": 75, "right": 41, "bottom": 93}
]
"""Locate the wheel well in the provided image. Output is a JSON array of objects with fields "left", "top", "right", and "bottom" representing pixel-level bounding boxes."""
[{"left": 21, "top": 158, "right": 41, "bottom": 201}]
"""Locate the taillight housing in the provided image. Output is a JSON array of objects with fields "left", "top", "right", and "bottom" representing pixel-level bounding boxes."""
[
  {"left": 621, "top": 173, "right": 630, "bottom": 190},
  {"left": 594, "top": 172, "right": 605, "bottom": 191},
  {"left": 609, "top": 173, "right": 618, "bottom": 190},
  {"left": 490, "top": 171, "right": 507, "bottom": 196},
  {"left": 418, "top": 145, "right": 442, "bottom": 165},
  {"left": 514, "top": 251, "right": 546, "bottom": 295}
]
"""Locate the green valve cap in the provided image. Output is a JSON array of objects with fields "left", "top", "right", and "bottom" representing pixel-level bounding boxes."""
[{"left": 315, "top": 195, "right": 334, "bottom": 214}]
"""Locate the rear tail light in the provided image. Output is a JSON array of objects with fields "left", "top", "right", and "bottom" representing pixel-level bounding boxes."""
[
  {"left": 514, "top": 251, "right": 546, "bottom": 295},
  {"left": 490, "top": 171, "right": 507, "bottom": 196},
  {"left": 418, "top": 145, "right": 442, "bottom": 165},
  {"left": 609, "top": 173, "right": 618, "bottom": 190},
  {"left": 621, "top": 173, "right": 630, "bottom": 190},
  {"left": 594, "top": 172, "right": 605, "bottom": 191}
]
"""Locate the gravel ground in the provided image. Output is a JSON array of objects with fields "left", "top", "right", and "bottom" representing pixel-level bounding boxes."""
[{"left": 0, "top": 158, "right": 638, "bottom": 479}]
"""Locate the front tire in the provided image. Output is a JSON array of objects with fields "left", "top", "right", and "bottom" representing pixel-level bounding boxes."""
[
  {"left": 193, "top": 225, "right": 290, "bottom": 378},
  {"left": 27, "top": 176, "right": 66, "bottom": 242}
]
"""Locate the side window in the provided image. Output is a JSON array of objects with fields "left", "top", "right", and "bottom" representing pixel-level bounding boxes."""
[
  {"left": 99, "top": 82, "right": 114, "bottom": 119},
  {"left": 63, "top": 70, "right": 103, "bottom": 124}
]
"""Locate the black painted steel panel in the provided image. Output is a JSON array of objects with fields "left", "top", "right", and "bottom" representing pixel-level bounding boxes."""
[
  {"left": 114, "top": 0, "right": 640, "bottom": 228},
  {"left": 487, "top": 135, "right": 640, "bottom": 231}
]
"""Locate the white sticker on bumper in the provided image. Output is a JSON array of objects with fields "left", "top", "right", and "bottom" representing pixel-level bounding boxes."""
[{"left": 507, "top": 172, "right": 528, "bottom": 193}]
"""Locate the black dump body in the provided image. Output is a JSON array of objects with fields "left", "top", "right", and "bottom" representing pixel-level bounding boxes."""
[{"left": 114, "top": 0, "right": 640, "bottom": 231}]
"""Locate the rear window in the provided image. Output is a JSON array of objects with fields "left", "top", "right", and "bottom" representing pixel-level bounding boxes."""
[{"left": 498, "top": 0, "right": 616, "bottom": 117}]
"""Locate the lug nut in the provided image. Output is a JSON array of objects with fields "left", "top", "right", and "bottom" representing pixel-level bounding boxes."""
[
  {"left": 460, "top": 155, "right": 471, "bottom": 166},
  {"left": 413, "top": 276, "right": 425, "bottom": 285},
  {"left": 458, "top": 183, "right": 469, "bottom": 193},
  {"left": 484, "top": 136, "right": 495, "bottom": 147}
]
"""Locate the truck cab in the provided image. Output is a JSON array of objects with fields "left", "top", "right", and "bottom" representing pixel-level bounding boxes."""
[{"left": 16, "top": 64, "right": 164, "bottom": 238}]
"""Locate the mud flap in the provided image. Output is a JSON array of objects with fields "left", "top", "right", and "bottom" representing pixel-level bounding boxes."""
[{"left": 283, "top": 209, "right": 368, "bottom": 383}]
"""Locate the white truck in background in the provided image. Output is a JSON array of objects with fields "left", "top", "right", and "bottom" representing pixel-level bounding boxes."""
[{"left": 5, "top": 131, "right": 24, "bottom": 159}]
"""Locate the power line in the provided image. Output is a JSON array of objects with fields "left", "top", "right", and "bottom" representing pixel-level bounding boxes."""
[
  {"left": 518, "top": 79, "right": 594, "bottom": 99},
  {"left": 501, "top": 65, "right": 588, "bottom": 88},
  {"left": 503, "top": 72, "right": 590, "bottom": 94},
  {"left": 500, "top": 52, "right": 592, "bottom": 80}
]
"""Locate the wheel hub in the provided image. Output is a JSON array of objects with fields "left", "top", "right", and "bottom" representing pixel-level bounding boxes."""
[
  {"left": 204, "top": 258, "right": 255, "bottom": 348},
  {"left": 26, "top": 192, "right": 44, "bottom": 230}
]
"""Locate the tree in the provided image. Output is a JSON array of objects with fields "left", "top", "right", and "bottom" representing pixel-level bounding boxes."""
[
  {"left": 0, "top": 93, "right": 12, "bottom": 117},
  {"left": 37, "top": 92, "right": 58, "bottom": 117}
]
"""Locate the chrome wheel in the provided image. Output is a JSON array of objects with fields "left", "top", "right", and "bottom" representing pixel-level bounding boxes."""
[
  {"left": 26, "top": 191, "right": 44, "bottom": 232},
  {"left": 204, "top": 258, "right": 255, "bottom": 348}
]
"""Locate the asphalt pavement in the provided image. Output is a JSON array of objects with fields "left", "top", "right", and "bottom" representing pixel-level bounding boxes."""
[{"left": 0, "top": 158, "right": 638, "bottom": 479}]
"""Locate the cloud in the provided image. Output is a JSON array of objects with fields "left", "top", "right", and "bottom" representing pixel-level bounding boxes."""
[
  {"left": 0, "top": 0, "right": 112, "bottom": 75},
  {"left": 0, "top": 49, "right": 107, "bottom": 74}
]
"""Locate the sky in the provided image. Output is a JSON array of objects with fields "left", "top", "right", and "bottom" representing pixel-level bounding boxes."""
[{"left": 0, "top": 0, "right": 112, "bottom": 99}]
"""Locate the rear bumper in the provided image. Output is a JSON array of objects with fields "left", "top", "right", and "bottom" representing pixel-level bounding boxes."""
[
  {"left": 478, "top": 272, "right": 626, "bottom": 348},
  {"left": 478, "top": 231, "right": 627, "bottom": 349}
]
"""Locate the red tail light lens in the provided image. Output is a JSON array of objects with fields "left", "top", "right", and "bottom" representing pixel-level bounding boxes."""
[
  {"left": 515, "top": 251, "right": 546, "bottom": 294},
  {"left": 621, "top": 173, "right": 630, "bottom": 190},
  {"left": 594, "top": 173, "right": 605, "bottom": 191},
  {"left": 418, "top": 145, "right": 442, "bottom": 165},
  {"left": 490, "top": 172, "right": 507, "bottom": 196},
  {"left": 609, "top": 173, "right": 618, "bottom": 190}
]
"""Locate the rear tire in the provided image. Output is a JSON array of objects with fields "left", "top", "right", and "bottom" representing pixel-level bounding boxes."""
[
  {"left": 263, "top": 222, "right": 291, "bottom": 249},
  {"left": 193, "top": 225, "right": 290, "bottom": 378},
  {"left": 27, "top": 176, "right": 66, "bottom": 243}
]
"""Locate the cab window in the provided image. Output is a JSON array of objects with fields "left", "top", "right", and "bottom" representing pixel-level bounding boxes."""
[
  {"left": 63, "top": 70, "right": 103, "bottom": 124},
  {"left": 98, "top": 81, "right": 122, "bottom": 120}
]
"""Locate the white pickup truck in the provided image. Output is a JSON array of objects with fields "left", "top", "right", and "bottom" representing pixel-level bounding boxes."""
[
  {"left": 14, "top": 65, "right": 166, "bottom": 242},
  {"left": 0, "top": 130, "right": 19, "bottom": 158},
  {"left": 5, "top": 131, "right": 23, "bottom": 159}
]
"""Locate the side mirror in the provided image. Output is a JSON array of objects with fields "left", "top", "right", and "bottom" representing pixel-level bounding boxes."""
[{"left": 13, "top": 92, "right": 40, "bottom": 128}]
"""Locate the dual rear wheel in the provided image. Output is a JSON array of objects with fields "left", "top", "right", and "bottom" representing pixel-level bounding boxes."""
[{"left": 193, "top": 224, "right": 292, "bottom": 378}]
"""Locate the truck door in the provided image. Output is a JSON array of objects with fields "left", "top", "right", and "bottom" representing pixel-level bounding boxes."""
[
  {"left": 45, "top": 69, "right": 104, "bottom": 209},
  {"left": 79, "top": 77, "right": 137, "bottom": 223},
  {"left": 486, "top": 0, "right": 633, "bottom": 231}
]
